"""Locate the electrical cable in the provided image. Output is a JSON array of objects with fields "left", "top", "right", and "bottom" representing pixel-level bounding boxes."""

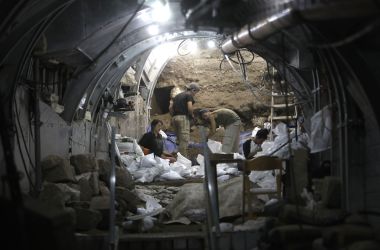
[
  {"left": 14, "top": 86, "right": 36, "bottom": 170},
  {"left": 225, "top": 48, "right": 255, "bottom": 65},
  {"left": 280, "top": 17, "right": 380, "bottom": 49},
  {"left": 176, "top": 39, "right": 192, "bottom": 56}
]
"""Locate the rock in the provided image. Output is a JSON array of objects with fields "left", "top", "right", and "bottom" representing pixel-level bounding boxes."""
[
  {"left": 98, "top": 159, "right": 134, "bottom": 189},
  {"left": 90, "top": 196, "right": 110, "bottom": 210},
  {"left": 39, "top": 182, "right": 80, "bottom": 209},
  {"left": 98, "top": 159, "right": 111, "bottom": 184},
  {"left": 347, "top": 241, "right": 380, "bottom": 250},
  {"left": 74, "top": 207, "right": 102, "bottom": 231},
  {"left": 115, "top": 167, "right": 134, "bottom": 189},
  {"left": 78, "top": 178, "right": 92, "bottom": 201},
  {"left": 345, "top": 213, "right": 370, "bottom": 226},
  {"left": 115, "top": 187, "right": 142, "bottom": 212},
  {"left": 323, "top": 224, "right": 375, "bottom": 248},
  {"left": 76, "top": 172, "right": 100, "bottom": 197},
  {"left": 269, "top": 224, "right": 322, "bottom": 249},
  {"left": 41, "top": 155, "right": 75, "bottom": 183},
  {"left": 281, "top": 204, "right": 346, "bottom": 226},
  {"left": 99, "top": 181, "right": 110, "bottom": 196},
  {"left": 66, "top": 201, "right": 90, "bottom": 209},
  {"left": 89, "top": 171, "right": 100, "bottom": 195},
  {"left": 70, "top": 154, "right": 97, "bottom": 174},
  {"left": 321, "top": 177, "right": 341, "bottom": 209}
]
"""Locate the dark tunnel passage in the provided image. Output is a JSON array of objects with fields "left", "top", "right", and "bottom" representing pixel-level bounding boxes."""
[{"left": 1, "top": 1, "right": 380, "bottom": 250}]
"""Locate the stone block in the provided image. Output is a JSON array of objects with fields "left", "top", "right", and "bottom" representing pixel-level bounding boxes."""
[
  {"left": 70, "top": 154, "right": 97, "bottom": 174},
  {"left": 41, "top": 155, "right": 75, "bottom": 183}
]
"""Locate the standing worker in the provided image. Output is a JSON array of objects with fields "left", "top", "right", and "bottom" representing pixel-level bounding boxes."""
[
  {"left": 169, "top": 82, "right": 201, "bottom": 158},
  {"left": 199, "top": 108, "right": 241, "bottom": 153}
]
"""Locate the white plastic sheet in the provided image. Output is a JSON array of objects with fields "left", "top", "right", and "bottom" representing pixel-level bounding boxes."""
[{"left": 308, "top": 105, "right": 332, "bottom": 153}]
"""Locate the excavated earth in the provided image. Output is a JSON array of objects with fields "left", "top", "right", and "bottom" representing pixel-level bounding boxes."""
[{"left": 151, "top": 48, "right": 272, "bottom": 153}]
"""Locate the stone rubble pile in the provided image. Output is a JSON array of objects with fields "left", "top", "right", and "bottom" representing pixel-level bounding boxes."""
[{"left": 39, "top": 154, "right": 142, "bottom": 232}]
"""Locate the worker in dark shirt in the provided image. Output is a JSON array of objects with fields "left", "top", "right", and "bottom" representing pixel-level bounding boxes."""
[
  {"left": 139, "top": 119, "right": 176, "bottom": 163},
  {"left": 169, "top": 82, "right": 200, "bottom": 158},
  {"left": 243, "top": 128, "right": 269, "bottom": 159}
]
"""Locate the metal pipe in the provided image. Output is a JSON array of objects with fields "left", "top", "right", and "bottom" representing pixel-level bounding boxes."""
[
  {"left": 200, "top": 126, "right": 218, "bottom": 250},
  {"left": 327, "top": 51, "right": 350, "bottom": 211},
  {"left": 34, "top": 58, "right": 42, "bottom": 194},
  {"left": 221, "top": 0, "right": 379, "bottom": 54},
  {"left": 109, "top": 126, "right": 118, "bottom": 250},
  {"left": 221, "top": 8, "right": 295, "bottom": 54}
]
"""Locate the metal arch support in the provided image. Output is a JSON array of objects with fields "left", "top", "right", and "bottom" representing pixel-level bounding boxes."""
[
  {"left": 0, "top": 0, "right": 75, "bottom": 66},
  {"left": 63, "top": 28, "right": 220, "bottom": 122}
]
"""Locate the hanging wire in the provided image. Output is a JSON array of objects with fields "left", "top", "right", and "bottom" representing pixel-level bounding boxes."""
[
  {"left": 13, "top": 86, "right": 37, "bottom": 193},
  {"left": 13, "top": 85, "right": 36, "bottom": 170},
  {"left": 176, "top": 39, "right": 192, "bottom": 56},
  {"left": 223, "top": 50, "right": 272, "bottom": 107}
]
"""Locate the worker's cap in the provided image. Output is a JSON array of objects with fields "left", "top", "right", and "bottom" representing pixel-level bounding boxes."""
[
  {"left": 186, "top": 82, "right": 200, "bottom": 91},
  {"left": 255, "top": 128, "right": 269, "bottom": 139},
  {"left": 198, "top": 109, "right": 209, "bottom": 117}
]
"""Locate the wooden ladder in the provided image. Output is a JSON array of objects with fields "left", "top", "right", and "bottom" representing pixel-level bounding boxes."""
[{"left": 269, "top": 82, "right": 297, "bottom": 140}]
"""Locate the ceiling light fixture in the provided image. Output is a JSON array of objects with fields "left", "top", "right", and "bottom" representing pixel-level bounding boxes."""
[{"left": 147, "top": 24, "right": 159, "bottom": 35}]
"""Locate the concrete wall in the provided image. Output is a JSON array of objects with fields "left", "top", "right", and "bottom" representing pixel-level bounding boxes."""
[
  {"left": 114, "top": 95, "right": 148, "bottom": 139},
  {"left": 12, "top": 88, "right": 111, "bottom": 193}
]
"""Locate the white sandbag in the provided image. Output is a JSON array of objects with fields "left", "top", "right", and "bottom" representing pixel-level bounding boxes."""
[
  {"left": 195, "top": 154, "right": 205, "bottom": 177},
  {"left": 170, "top": 161, "right": 186, "bottom": 174},
  {"left": 249, "top": 170, "right": 275, "bottom": 189},
  {"left": 135, "top": 165, "right": 164, "bottom": 183},
  {"left": 219, "top": 222, "right": 234, "bottom": 232},
  {"left": 233, "top": 153, "right": 245, "bottom": 160},
  {"left": 225, "top": 167, "right": 239, "bottom": 175},
  {"left": 193, "top": 165, "right": 205, "bottom": 177},
  {"left": 145, "top": 195, "right": 162, "bottom": 213},
  {"left": 170, "top": 162, "right": 192, "bottom": 177},
  {"left": 217, "top": 175, "right": 231, "bottom": 182},
  {"left": 117, "top": 141, "right": 135, "bottom": 153},
  {"left": 141, "top": 216, "right": 156, "bottom": 232},
  {"left": 176, "top": 152, "right": 192, "bottom": 168},
  {"left": 160, "top": 170, "right": 185, "bottom": 180},
  {"left": 216, "top": 165, "right": 227, "bottom": 176},
  {"left": 260, "top": 141, "right": 274, "bottom": 155},
  {"left": 120, "top": 154, "right": 137, "bottom": 167},
  {"left": 140, "top": 153, "right": 156, "bottom": 168},
  {"left": 196, "top": 154, "right": 204, "bottom": 167},
  {"left": 207, "top": 139, "right": 223, "bottom": 153},
  {"left": 156, "top": 156, "right": 171, "bottom": 172},
  {"left": 133, "top": 139, "right": 144, "bottom": 156}
]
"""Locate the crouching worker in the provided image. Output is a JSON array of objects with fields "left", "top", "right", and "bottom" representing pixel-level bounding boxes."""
[
  {"left": 138, "top": 119, "right": 177, "bottom": 163},
  {"left": 243, "top": 128, "right": 269, "bottom": 159},
  {"left": 199, "top": 108, "right": 241, "bottom": 153}
]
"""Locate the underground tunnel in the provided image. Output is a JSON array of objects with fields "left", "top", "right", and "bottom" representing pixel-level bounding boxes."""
[{"left": 1, "top": 0, "right": 380, "bottom": 250}]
